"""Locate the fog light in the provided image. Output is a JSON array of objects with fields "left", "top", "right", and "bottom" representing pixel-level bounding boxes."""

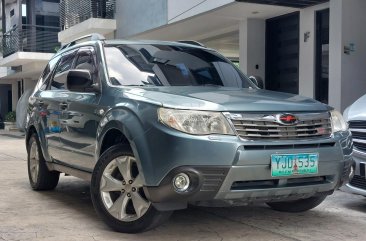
[
  {"left": 349, "top": 165, "right": 355, "bottom": 180},
  {"left": 173, "top": 173, "right": 190, "bottom": 192}
]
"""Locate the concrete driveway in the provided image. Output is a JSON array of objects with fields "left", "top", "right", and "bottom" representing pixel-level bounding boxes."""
[{"left": 0, "top": 132, "right": 366, "bottom": 241}]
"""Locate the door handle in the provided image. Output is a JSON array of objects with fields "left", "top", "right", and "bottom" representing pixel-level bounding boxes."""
[{"left": 59, "top": 102, "right": 68, "bottom": 110}]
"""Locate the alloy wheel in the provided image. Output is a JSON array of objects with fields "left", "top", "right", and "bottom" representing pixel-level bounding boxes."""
[
  {"left": 100, "top": 156, "right": 150, "bottom": 222},
  {"left": 29, "top": 141, "right": 40, "bottom": 183}
]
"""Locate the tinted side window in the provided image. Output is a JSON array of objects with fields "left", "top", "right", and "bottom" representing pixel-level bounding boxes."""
[
  {"left": 50, "top": 50, "right": 77, "bottom": 90},
  {"left": 74, "top": 49, "right": 98, "bottom": 85},
  {"left": 75, "top": 51, "right": 95, "bottom": 73},
  {"left": 36, "top": 55, "right": 60, "bottom": 90}
]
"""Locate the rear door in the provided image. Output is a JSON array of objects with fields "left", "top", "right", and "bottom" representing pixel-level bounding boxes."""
[
  {"left": 31, "top": 55, "right": 61, "bottom": 160},
  {"left": 43, "top": 48, "right": 78, "bottom": 162},
  {"left": 58, "top": 47, "right": 102, "bottom": 171}
]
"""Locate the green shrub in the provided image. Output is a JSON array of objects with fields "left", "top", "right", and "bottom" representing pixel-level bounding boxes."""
[{"left": 4, "top": 111, "right": 16, "bottom": 122}]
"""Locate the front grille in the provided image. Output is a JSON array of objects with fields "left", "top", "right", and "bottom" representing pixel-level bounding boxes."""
[
  {"left": 349, "top": 121, "right": 366, "bottom": 129},
  {"left": 349, "top": 175, "right": 366, "bottom": 190},
  {"left": 349, "top": 121, "right": 366, "bottom": 153},
  {"left": 229, "top": 112, "right": 332, "bottom": 140}
]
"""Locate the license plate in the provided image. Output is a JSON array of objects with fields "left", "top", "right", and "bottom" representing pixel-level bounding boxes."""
[{"left": 271, "top": 153, "right": 319, "bottom": 177}]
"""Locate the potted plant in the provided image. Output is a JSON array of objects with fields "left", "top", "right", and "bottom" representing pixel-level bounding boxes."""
[{"left": 4, "top": 111, "right": 17, "bottom": 131}]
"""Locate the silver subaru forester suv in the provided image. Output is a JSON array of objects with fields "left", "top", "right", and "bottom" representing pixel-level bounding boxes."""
[{"left": 26, "top": 35, "right": 354, "bottom": 233}]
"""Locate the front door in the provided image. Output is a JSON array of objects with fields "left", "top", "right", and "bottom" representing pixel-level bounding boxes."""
[
  {"left": 58, "top": 47, "right": 101, "bottom": 171},
  {"left": 266, "top": 12, "right": 300, "bottom": 94}
]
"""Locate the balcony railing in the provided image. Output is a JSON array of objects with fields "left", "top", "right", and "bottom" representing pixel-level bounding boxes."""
[
  {"left": 60, "top": 0, "right": 116, "bottom": 30},
  {"left": 0, "top": 24, "right": 60, "bottom": 58}
]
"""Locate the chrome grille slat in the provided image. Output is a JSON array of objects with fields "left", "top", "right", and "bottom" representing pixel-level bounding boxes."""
[
  {"left": 349, "top": 121, "right": 366, "bottom": 153},
  {"left": 235, "top": 127, "right": 331, "bottom": 133},
  {"left": 228, "top": 112, "right": 332, "bottom": 140}
]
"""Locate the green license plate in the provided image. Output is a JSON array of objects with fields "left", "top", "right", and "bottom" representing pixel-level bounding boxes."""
[{"left": 271, "top": 153, "right": 319, "bottom": 177}]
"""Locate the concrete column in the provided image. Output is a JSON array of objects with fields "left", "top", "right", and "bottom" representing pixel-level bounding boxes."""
[
  {"left": 329, "top": 0, "right": 366, "bottom": 111},
  {"left": 23, "top": 79, "right": 37, "bottom": 92},
  {"left": 239, "top": 19, "right": 266, "bottom": 82},
  {"left": 299, "top": 2, "right": 329, "bottom": 99},
  {"left": 11, "top": 82, "right": 18, "bottom": 111},
  {"left": 328, "top": 0, "right": 343, "bottom": 111}
]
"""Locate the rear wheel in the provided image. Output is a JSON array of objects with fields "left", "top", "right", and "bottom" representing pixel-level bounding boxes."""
[
  {"left": 266, "top": 194, "right": 327, "bottom": 213},
  {"left": 27, "top": 133, "right": 60, "bottom": 190},
  {"left": 90, "top": 144, "right": 172, "bottom": 233}
]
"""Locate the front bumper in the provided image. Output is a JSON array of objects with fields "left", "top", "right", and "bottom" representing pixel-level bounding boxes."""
[{"left": 142, "top": 129, "right": 354, "bottom": 211}]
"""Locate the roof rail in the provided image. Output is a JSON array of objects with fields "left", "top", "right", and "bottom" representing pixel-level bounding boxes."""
[
  {"left": 59, "top": 33, "right": 106, "bottom": 52},
  {"left": 177, "top": 40, "right": 206, "bottom": 47}
]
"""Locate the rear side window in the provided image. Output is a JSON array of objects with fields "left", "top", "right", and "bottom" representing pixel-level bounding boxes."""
[{"left": 50, "top": 50, "right": 77, "bottom": 90}]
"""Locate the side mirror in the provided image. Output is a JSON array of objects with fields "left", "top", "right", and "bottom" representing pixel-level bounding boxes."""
[
  {"left": 249, "top": 76, "right": 264, "bottom": 89},
  {"left": 66, "top": 69, "right": 98, "bottom": 92}
]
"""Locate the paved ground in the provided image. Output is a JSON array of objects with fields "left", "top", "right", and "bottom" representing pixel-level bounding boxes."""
[{"left": 1, "top": 131, "right": 366, "bottom": 241}]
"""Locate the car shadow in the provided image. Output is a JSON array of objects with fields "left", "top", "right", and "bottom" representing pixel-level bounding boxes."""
[{"left": 36, "top": 177, "right": 366, "bottom": 240}]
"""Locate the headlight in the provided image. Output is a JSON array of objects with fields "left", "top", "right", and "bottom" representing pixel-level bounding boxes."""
[
  {"left": 158, "top": 108, "right": 234, "bottom": 135},
  {"left": 331, "top": 110, "right": 348, "bottom": 133}
]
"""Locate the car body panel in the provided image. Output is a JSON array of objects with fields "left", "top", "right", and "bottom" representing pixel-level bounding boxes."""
[
  {"left": 343, "top": 94, "right": 366, "bottom": 196},
  {"left": 113, "top": 86, "right": 330, "bottom": 112}
]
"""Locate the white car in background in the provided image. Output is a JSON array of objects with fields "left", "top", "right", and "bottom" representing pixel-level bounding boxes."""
[{"left": 344, "top": 95, "right": 366, "bottom": 196}]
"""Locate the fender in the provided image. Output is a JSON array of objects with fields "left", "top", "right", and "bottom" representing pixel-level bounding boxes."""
[
  {"left": 96, "top": 106, "right": 158, "bottom": 185},
  {"left": 26, "top": 110, "right": 52, "bottom": 163}
]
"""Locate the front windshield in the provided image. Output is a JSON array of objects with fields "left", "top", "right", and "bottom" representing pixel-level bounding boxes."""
[{"left": 104, "top": 44, "right": 252, "bottom": 88}]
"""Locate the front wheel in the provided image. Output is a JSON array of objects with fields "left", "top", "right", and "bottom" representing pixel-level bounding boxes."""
[
  {"left": 266, "top": 194, "right": 327, "bottom": 213},
  {"left": 90, "top": 144, "right": 172, "bottom": 233}
]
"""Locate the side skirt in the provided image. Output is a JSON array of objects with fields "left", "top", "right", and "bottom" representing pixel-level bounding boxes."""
[{"left": 46, "top": 162, "right": 92, "bottom": 181}]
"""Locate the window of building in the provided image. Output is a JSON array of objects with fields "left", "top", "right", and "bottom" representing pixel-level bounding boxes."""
[
  {"left": 36, "top": 15, "right": 60, "bottom": 28},
  {"left": 10, "top": 9, "right": 14, "bottom": 17}
]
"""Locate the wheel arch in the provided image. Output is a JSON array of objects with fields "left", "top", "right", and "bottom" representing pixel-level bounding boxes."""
[
  {"left": 96, "top": 108, "right": 155, "bottom": 185},
  {"left": 26, "top": 125, "right": 38, "bottom": 152}
]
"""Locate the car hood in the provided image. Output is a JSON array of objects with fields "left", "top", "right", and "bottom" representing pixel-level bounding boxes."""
[
  {"left": 344, "top": 94, "right": 366, "bottom": 121},
  {"left": 123, "top": 86, "right": 330, "bottom": 112}
]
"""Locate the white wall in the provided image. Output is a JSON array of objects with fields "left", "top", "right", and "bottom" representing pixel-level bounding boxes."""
[
  {"left": 329, "top": 0, "right": 366, "bottom": 111},
  {"left": 239, "top": 19, "right": 266, "bottom": 81},
  {"left": 299, "top": 2, "right": 330, "bottom": 99},
  {"left": 329, "top": 0, "right": 343, "bottom": 111},
  {"left": 5, "top": 2, "right": 19, "bottom": 31},
  {"left": 340, "top": 0, "right": 366, "bottom": 111},
  {"left": 168, "top": 0, "right": 234, "bottom": 23}
]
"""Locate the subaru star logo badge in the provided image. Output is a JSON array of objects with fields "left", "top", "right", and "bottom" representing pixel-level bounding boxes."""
[{"left": 277, "top": 114, "right": 298, "bottom": 125}]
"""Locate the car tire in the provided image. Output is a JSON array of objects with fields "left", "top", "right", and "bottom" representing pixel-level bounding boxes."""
[
  {"left": 27, "top": 133, "right": 60, "bottom": 190},
  {"left": 266, "top": 194, "right": 327, "bottom": 213},
  {"left": 90, "top": 144, "right": 172, "bottom": 233}
]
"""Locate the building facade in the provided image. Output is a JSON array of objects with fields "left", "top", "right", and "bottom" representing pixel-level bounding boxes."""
[
  {"left": 0, "top": 0, "right": 365, "bottom": 121},
  {"left": 0, "top": 0, "right": 60, "bottom": 119}
]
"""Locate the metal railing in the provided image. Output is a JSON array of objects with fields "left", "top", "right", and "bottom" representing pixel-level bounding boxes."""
[
  {"left": 0, "top": 24, "right": 60, "bottom": 58},
  {"left": 60, "top": 0, "right": 116, "bottom": 30}
]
